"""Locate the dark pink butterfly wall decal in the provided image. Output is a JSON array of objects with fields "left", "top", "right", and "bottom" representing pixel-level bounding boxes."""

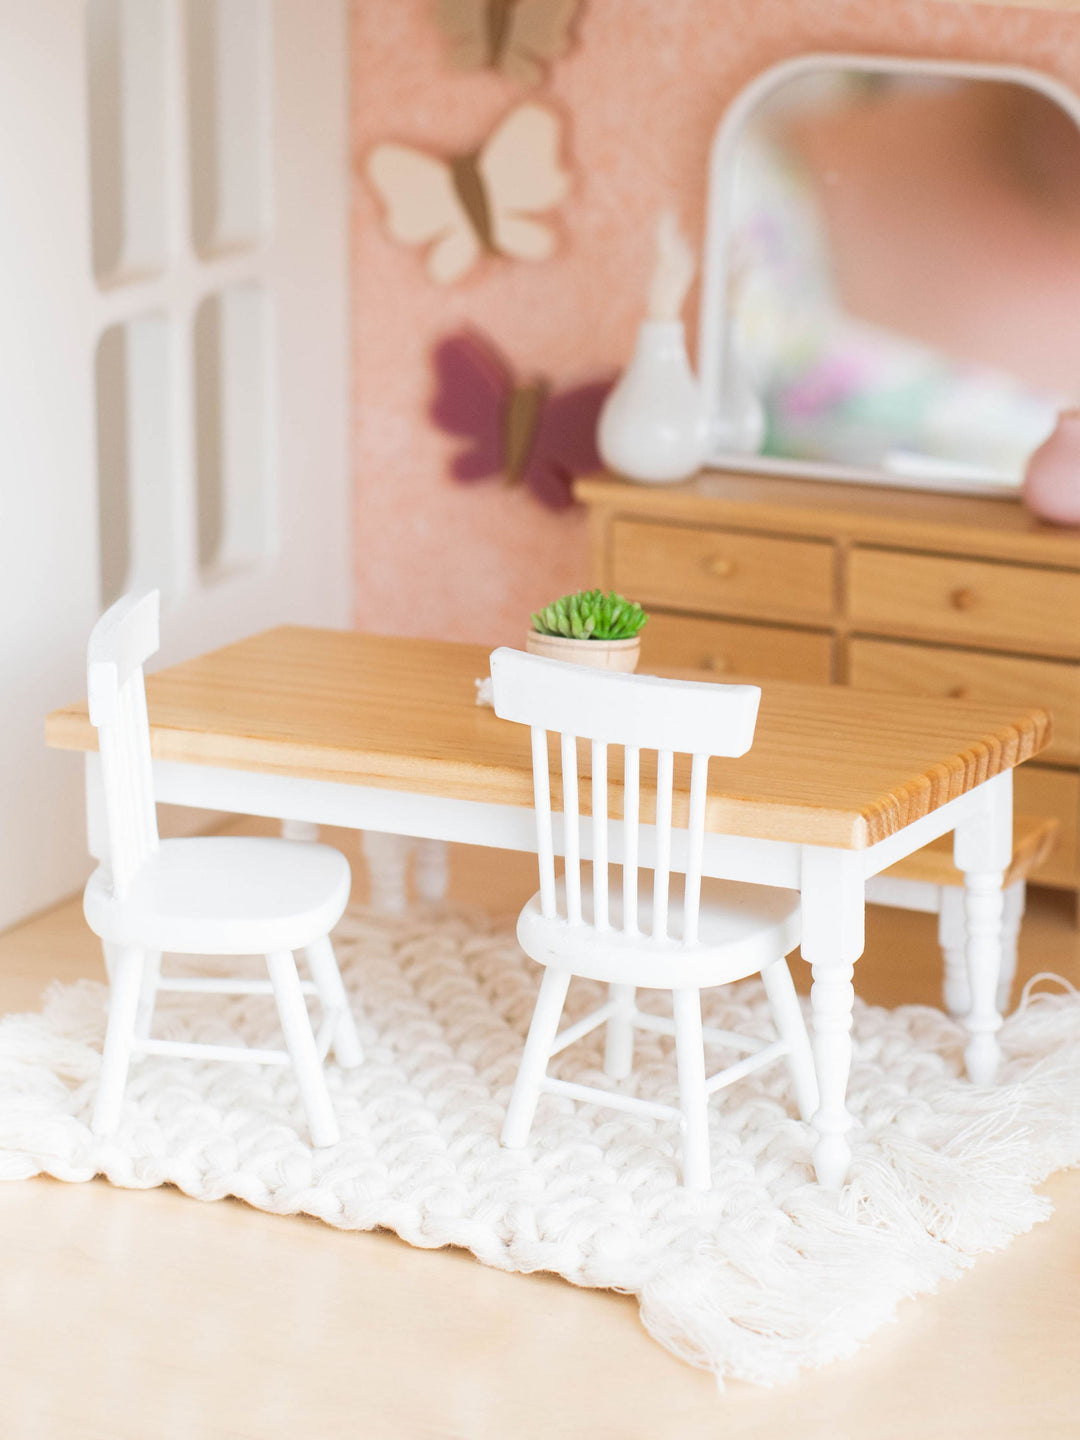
[{"left": 430, "top": 328, "right": 613, "bottom": 510}]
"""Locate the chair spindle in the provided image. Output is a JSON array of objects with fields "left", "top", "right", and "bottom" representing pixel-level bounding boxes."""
[
  {"left": 622, "top": 746, "right": 640, "bottom": 935},
  {"left": 683, "top": 754, "right": 709, "bottom": 946},
  {"left": 561, "top": 732, "right": 582, "bottom": 924},
  {"left": 652, "top": 748, "right": 674, "bottom": 941},
  {"left": 591, "top": 739, "right": 609, "bottom": 931},
  {"left": 531, "top": 726, "right": 557, "bottom": 919}
]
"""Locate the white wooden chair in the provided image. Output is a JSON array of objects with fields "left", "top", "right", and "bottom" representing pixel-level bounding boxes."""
[
  {"left": 83, "top": 591, "right": 361, "bottom": 1148},
  {"left": 489, "top": 648, "right": 818, "bottom": 1191}
]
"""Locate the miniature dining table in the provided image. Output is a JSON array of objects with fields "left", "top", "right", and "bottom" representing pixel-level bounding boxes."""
[{"left": 45, "top": 626, "right": 1050, "bottom": 1187}]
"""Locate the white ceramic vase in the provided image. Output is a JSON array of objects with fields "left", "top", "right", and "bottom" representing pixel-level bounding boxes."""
[
  {"left": 597, "top": 319, "right": 709, "bottom": 484},
  {"left": 713, "top": 349, "right": 767, "bottom": 457}
]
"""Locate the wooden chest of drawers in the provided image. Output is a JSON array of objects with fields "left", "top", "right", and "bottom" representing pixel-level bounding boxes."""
[{"left": 578, "top": 472, "right": 1080, "bottom": 891}]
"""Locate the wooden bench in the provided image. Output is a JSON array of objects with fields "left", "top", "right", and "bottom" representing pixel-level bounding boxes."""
[{"left": 865, "top": 815, "right": 1059, "bottom": 1016}]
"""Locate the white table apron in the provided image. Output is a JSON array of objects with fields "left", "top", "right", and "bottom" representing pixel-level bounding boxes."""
[{"left": 84, "top": 754, "right": 1014, "bottom": 1188}]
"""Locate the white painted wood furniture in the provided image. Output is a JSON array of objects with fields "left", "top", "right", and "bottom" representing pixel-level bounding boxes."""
[
  {"left": 490, "top": 649, "right": 818, "bottom": 1190},
  {"left": 866, "top": 814, "right": 1058, "bottom": 1017},
  {"left": 47, "top": 628, "right": 1049, "bottom": 1187},
  {"left": 83, "top": 593, "right": 360, "bottom": 1148}
]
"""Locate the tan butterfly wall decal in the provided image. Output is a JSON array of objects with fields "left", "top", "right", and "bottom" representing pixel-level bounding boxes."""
[
  {"left": 433, "top": 0, "right": 583, "bottom": 88},
  {"left": 365, "top": 102, "right": 570, "bottom": 285}
]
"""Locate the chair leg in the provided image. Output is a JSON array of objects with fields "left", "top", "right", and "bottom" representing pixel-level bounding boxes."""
[
  {"left": 998, "top": 881, "right": 1025, "bottom": 1014},
  {"left": 760, "top": 956, "right": 818, "bottom": 1122},
  {"left": 501, "top": 967, "right": 571, "bottom": 1148},
  {"left": 134, "top": 951, "right": 160, "bottom": 1041},
  {"left": 266, "top": 950, "right": 340, "bottom": 1148},
  {"left": 603, "top": 983, "right": 636, "bottom": 1080},
  {"left": 303, "top": 934, "right": 363, "bottom": 1068},
  {"left": 92, "top": 946, "right": 145, "bottom": 1136},
  {"left": 101, "top": 941, "right": 120, "bottom": 984},
  {"left": 672, "top": 987, "right": 711, "bottom": 1191}
]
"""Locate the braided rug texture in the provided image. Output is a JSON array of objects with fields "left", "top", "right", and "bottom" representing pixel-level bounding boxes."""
[{"left": 2, "top": 905, "right": 1080, "bottom": 1388}]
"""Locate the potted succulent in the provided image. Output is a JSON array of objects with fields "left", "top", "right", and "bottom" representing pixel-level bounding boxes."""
[{"left": 527, "top": 589, "right": 648, "bottom": 672}]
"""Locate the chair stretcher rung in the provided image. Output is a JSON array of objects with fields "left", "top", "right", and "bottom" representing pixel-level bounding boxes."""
[
  {"left": 700, "top": 1026, "right": 765, "bottom": 1054},
  {"left": 154, "top": 977, "right": 318, "bottom": 997},
  {"left": 540, "top": 1075, "right": 680, "bottom": 1122},
  {"left": 549, "top": 1001, "right": 617, "bottom": 1056},
  {"left": 134, "top": 1038, "right": 292, "bottom": 1065},
  {"left": 623, "top": 1011, "right": 769, "bottom": 1057},
  {"left": 627, "top": 1011, "right": 675, "bottom": 1037},
  {"left": 705, "top": 1038, "right": 788, "bottom": 1094}
]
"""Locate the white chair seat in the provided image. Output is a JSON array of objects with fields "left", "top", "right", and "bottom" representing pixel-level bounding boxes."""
[
  {"left": 517, "top": 873, "right": 801, "bottom": 989},
  {"left": 84, "top": 836, "right": 351, "bottom": 956}
]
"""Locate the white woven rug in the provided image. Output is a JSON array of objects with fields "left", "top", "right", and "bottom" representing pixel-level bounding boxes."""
[{"left": 2, "top": 906, "right": 1080, "bottom": 1388}]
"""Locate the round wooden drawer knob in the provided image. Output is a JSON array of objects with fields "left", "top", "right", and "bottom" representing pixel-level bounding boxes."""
[
  {"left": 950, "top": 587, "right": 977, "bottom": 611},
  {"left": 705, "top": 556, "right": 736, "bottom": 578},
  {"left": 706, "top": 655, "right": 729, "bottom": 674},
  {"left": 948, "top": 684, "right": 971, "bottom": 701}
]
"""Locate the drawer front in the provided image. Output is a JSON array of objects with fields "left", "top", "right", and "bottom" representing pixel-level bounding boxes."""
[
  {"left": 848, "top": 547, "right": 1080, "bottom": 657},
  {"left": 612, "top": 520, "right": 836, "bottom": 621},
  {"left": 642, "top": 612, "right": 834, "bottom": 682},
  {"left": 1014, "top": 767, "right": 1079, "bottom": 887},
  {"left": 848, "top": 638, "right": 1080, "bottom": 766}
]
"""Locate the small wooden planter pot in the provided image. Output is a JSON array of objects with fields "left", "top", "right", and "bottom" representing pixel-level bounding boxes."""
[{"left": 525, "top": 631, "right": 641, "bottom": 672}]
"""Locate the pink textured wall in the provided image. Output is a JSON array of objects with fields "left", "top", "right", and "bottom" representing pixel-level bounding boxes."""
[{"left": 350, "top": 0, "right": 1080, "bottom": 647}]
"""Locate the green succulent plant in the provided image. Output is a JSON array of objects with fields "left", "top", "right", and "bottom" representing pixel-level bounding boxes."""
[{"left": 531, "top": 589, "right": 648, "bottom": 642}]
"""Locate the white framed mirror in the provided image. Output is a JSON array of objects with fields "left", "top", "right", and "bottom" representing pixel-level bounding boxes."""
[{"left": 699, "top": 53, "right": 1080, "bottom": 495}]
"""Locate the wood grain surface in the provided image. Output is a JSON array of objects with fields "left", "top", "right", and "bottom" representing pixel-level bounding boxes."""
[
  {"left": 641, "top": 612, "right": 834, "bottom": 684},
  {"left": 848, "top": 547, "right": 1080, "bottom": 659},
  {"left": 45, "top": 627, "right": 1051, "bottom": 849},
  {"left": 576, "top": 471, "right": 1080, "bottom": 570},
  {"left": 849, "top": 637, "right": 1080, "bottom": 767}
]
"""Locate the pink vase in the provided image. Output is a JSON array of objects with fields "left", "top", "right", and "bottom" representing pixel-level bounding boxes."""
[{"left": 1023, "top": 410, "right": 1080, "bottom": 526}]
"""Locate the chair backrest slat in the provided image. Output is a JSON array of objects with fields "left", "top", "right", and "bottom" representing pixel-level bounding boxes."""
[
  {"left": 591, "top": 739, "right": 609, "bottom": 931},
  {"left": 87, "top": 591, "right": 162, "bottom": 899},
  {"left": 683, "top": 754, "right": 710, "bottom": 947},
  {"left": 490, "top": 649, "right": 761, "bottom": 949},
  {"left": 622, "top": 745, "right": 640, "bottom": 935},
  {"left": 530, "top": 725, "right": 557, "bottom": 918},
  {"left": 560, "top": 731, "right": 582, "bottom": 924},
  {"left": 652, "top": 748, "right": 674, "bottom": 941}
]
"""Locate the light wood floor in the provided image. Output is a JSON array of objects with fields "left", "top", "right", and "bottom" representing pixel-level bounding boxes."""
[{"left": 1, "top": 827, "right": 1079, "bottom": 1440}]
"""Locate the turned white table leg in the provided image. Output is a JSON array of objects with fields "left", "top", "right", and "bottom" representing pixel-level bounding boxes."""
[
  {"left": 800, "top": 846, "right": 865, "bottom": 1189},
  {"left": 939, "top": 876, "right": 1023, "bottom": 1020},
  {"left": 414, "top": 838, "right": 450, "bottom": 901},
  {"left": 962, "top": 870, "right": 1006, "bottom": 1082},
  {"left": 954, "top": 772, "right": 1012, "bottom": 1085},
  {"left": 281, "top": 818, "right": 320, "bottom": 842},
  {"left": 938, "top": 885, "right": 970, "bottom": 1017},
  {"left": 361, "top": 831, "right": 410, "bottom": 914}
]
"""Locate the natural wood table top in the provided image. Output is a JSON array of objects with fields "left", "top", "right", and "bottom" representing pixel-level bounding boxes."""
[{"left": 45, "top": 627, "right": 1051, "bottom": 850}]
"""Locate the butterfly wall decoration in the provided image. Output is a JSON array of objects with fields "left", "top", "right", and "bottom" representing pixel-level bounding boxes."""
[
  {"left": 433, "top": 0, "right": 583, "bottom": 88},
  {"left": 365, "top": 102, "right": 570, "bottom": 285},
  {"left": 431, "top": 328, "right": 612, "bottom": 510}
]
